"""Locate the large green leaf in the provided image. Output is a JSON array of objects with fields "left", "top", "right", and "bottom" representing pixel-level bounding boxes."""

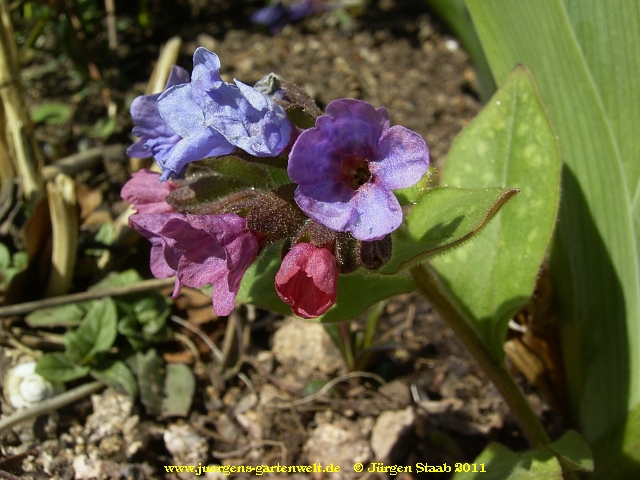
[
  {"left": 381, "top": 186, "right": 519, "bottom": 275},
  {"left": 429, "top": 66, "right": 561, "bottom": 358},
  {"left": 467, "top": 0, "right": 640, "bottom": 450}
]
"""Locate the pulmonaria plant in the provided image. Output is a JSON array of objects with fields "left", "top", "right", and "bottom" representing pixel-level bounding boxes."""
[{"left": 123, "top": 48, "right": 429, "bottom": 318}]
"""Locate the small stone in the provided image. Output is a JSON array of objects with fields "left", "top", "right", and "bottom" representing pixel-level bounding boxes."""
[
  {"left": 305, "top": 421, "right": 371, "bottom": 476},
  {"left": 272, "top": 318, "right": 343, "bottom": 378},
  {"left": 370, "top": 406, "right": 416, "bottom": 461}
]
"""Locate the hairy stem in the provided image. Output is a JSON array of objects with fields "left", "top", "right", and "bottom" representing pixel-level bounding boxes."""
[{"left": 411, "top": 263, "right": 550, "bottom": 446}]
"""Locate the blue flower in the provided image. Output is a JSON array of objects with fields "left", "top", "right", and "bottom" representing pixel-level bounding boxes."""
[
  {"left": 127, "top": 48, "right": 292, "bottom": 179},
  {"left": 288, "top": 98, "right": 430, "bottom": 241},
  {"left": 126, "top": 66, "right": 190, "bottom": 167}
]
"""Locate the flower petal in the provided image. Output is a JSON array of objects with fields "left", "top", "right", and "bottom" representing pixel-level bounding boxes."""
[
  {"left": 372, "top": 125, "right": 430, "bottom": 190},
  {"left": 120, "top": 169, "right": 177, "bottom": 214},
  {"left": 349, "top": 183, "right": 402, "bottom": 241}
]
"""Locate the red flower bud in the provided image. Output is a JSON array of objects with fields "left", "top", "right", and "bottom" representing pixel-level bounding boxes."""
[{"left": 275, "top": 243, "right": 338, "bottom": 318}]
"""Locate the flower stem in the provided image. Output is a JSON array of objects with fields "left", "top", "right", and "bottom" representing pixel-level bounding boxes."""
[{"left": 410, "top": 263, "right": 550, "bottom": 447}]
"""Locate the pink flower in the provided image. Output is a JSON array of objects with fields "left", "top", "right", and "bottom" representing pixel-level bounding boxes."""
[
  {"left": 275, "top": 243, "right": 338, "bottom": 318},
  {"left": 120, "top": 169, "right": 177, "bottom": 214},
  {"left": 129, "top": 213, "right": 259, "bottom": 316}
]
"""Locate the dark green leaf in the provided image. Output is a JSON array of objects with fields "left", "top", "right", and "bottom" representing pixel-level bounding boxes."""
[
  {"left": 26, "top": 303, "right": 87, "bottom": 328},
  {"left": 65, "top": 298, "right": 118, "bottom": 365},
  {"left": 135, "top": 349, "right": 165, "bottom": 416},
  {"left": 91, "top": 358, "right": 138, "bottom": 397},
  {"left": 35, "top": 352, "right": 90, "bottom": 383}
]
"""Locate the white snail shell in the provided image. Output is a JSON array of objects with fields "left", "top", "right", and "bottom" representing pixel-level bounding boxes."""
[{"left": 3, "top": 361, "right": 62, "bottom": 409}]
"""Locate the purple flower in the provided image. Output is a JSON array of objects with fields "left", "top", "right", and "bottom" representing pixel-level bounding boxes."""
[
  {"left": 129, "top": 213, "right": 259, "bottom": 317},
  {"left": 288, "top": 98, "right": 429, "bottom": 241},
  {"left": 275, "top": 243, "right": 338, "bottom": 318},
  {"left": 252, "top": 0, "right": 328, "bottom": 33},
  {"left": 120, "top": 169, "right": 178, "bottom": 214},
  {"left": 157, "top": 48, "right": 292, "bottom": 176},
  {"left": 126, "top": 66, "right": 190, "bottom": 166}
]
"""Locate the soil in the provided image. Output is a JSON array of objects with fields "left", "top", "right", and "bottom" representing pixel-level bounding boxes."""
[{"left": 0, "top": 1, "right": 555, "bottom": 478}]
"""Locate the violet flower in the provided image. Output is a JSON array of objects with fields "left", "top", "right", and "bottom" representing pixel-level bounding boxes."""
[
  {"left": 275, "top": 242, "right": 338, "bottom": 318},
  {"left": 157, "top": 48, "right": 292, "bottom": 177},
  {"left": 120, "top": 169, "right": 177, "bottom": 214},
  {"left": 252, "top": 0, "right": 329, "bottom": 33},
  {"left": 288, "top": 98, "right": 429, "bottom": 241},
  {"left": 126, "top": 66, "right": 190, "bottom": 169},
  {"left": 129, "top": 213, "right": 259, "bottom": 317}
]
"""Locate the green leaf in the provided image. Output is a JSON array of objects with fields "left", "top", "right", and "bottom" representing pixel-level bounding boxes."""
[
  {"left": 35, "top": 352, "right": 90, "bottom": 383},
  {"left": 64, "top": 298, "right": 118, "bottom": 365},
  {"left": 31, "top": 102, "right": 73, "bottom": 125},
  {"left": 135, "top": 349, "right": 165, "bottom": 416},
  {"left": 91, "top": 358, "right": 138, "bottom": 398},
  {"left": 428, "top": 66, "right": 561, "bottom": 359},
  {"left": 591, "top": 402, "right": 640, "bottom": 479},
  {"left": 542, "top": 430, "right": 594, "bottom": 474},
  {"left": 162, "top": 363, "right": 195, "bottom": 417},
  {"left": 0, "top": 243, "right": 10, "bottom": 269},
  {"left": 236, "top": 243, "right": 416, "bottom": 323},
  {"left": 452, "top": 430, "right": 592, "bottom": 479},
  {"left": 90, "top": 269, "right": 142, "bottom": 290},
  {"left": 467, "top": 0, "right": 640, "bottom": 446},
  {"left": 0, "top": 244, "right": 28, "bottom": 289},
  {"left": 26, "top": 303, "right": 87, "bottom": 328},
  {"left": 380, "top": 186, "right": 519, "bottom": 276}
]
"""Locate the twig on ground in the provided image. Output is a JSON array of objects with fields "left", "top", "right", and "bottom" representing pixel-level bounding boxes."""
[
  {"left": 0, "top": 277, "right": 176, "bottom": 317},
  {"left": 170, "top": 315, "right": 224, "bottom": 362},
  {"left": 0, "top": 381, "right": 104, "bottom": 433},
  {"left": 291, "top": 371, "right": 386, "bottom": 407},
  {"left": 41, "top": 144, "right": 126, "bottom": 181}
]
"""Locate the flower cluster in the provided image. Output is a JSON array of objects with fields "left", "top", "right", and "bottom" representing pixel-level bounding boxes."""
[{"left": 123, "top": 48, "right": 429, "bottom": 318}]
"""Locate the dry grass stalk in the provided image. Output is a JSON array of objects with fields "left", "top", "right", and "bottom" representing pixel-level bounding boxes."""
[
  {"left": 44, "top": 173, "right": 78, "bottom": 297},
  {"left": 0, "top": 0, "right": 44, "bottom": 200}
]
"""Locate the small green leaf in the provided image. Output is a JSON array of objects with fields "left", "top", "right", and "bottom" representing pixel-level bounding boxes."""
[
  {"left": 91, "top": 269, "right": 142, "bottom": 290},
  {"left": 91, "top": 358, "right": 138, "bottom": 397},
  {"left": 26, "top": 303, "right": 87, "bottom": 327},
  {"left": 162, "top": 363, "right": 195, "bottom": 417},
  {"left": 35, "top": 352, "right": 90, "bottom": 383},
  {"left": 0, "top": 243, "right": 10, "bottom": 269},
  {"left": 31, "top": 102, "right": 73, "bottom": 125},
  {"left": 65, "top": 298, "right": 118, "bottom": 365},
  {"left": 83, "top": 116, "right": 116, "bottom": 139},
  {"left": 380, "top": 186, "right": 519, "bottom": 275}
]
